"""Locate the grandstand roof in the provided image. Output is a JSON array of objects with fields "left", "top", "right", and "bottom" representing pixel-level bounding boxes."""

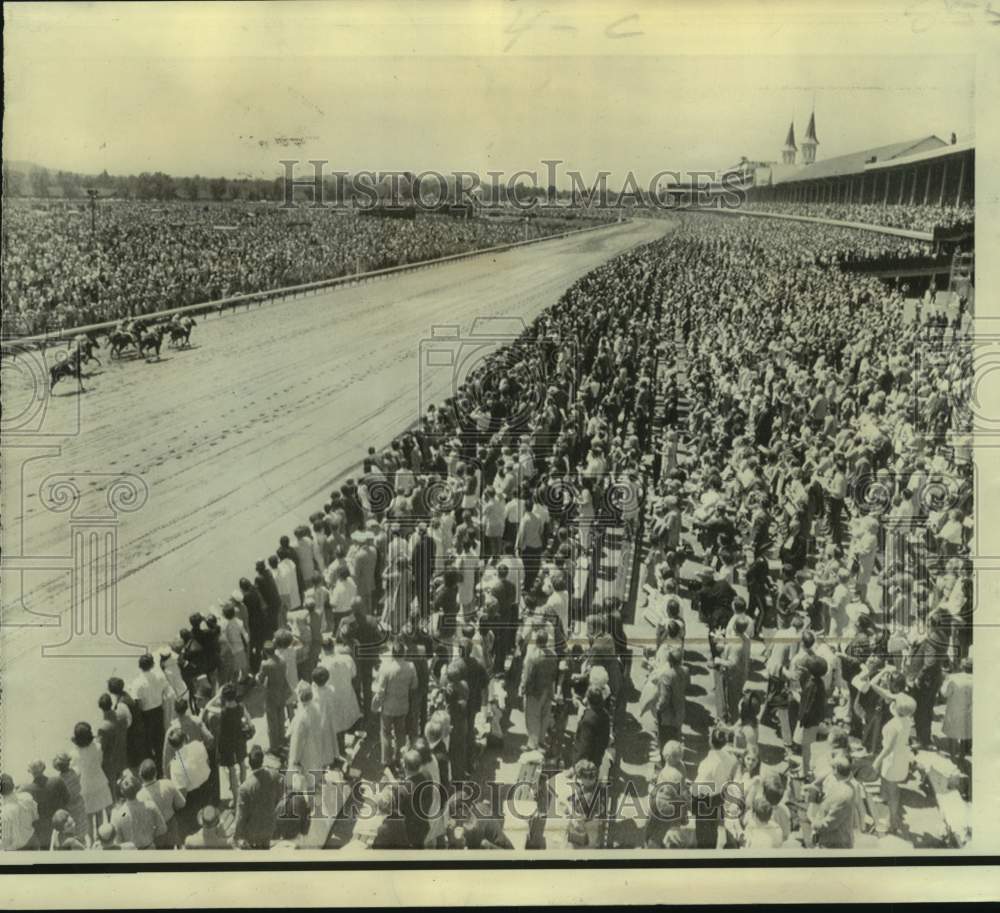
[
  {"left": 864, "top": 138, "right": 974, "bottom": 171},
  {"left": 768, "top": 135, "right": 946, "bottom": 185}
]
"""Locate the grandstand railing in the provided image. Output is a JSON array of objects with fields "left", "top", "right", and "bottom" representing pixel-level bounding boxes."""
[
  {"left": 1, "top": 219, "right": 626, "bottom": 350},
  {"left": 686, "top": 205, "right": 935, "bottom": 242}
]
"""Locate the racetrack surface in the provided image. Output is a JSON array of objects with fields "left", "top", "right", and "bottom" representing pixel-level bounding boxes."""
[{"left": 0, "top": 217, "right": 671, "bottom": 775}]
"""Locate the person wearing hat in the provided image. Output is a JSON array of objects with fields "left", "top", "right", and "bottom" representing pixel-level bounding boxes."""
[
  {"left": 183, "top": 804, "right": 231, "bottom": 849},
  {"left": 110, "top": 771, "right": 166, "bottom": 850},
  {"left": 68, "top": 722, "right": 113, "bottom": 841},
  {"left": 872, "top": 693, "right": 916, "bottom": 835},
  {"left": 20, "top": 759, "right": 70, "bottom": 851}
]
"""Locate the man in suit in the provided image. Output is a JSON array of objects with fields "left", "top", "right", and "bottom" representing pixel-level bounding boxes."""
[
  {"left": 373, "top": 639, "right": 418, "bottom": 769},
  {"left": 239, "top": 577, "right": 270, "bottom": 673},
  {"left": 698, "top": 572, "right": 738, "bottom": 655},
  {"left": 411, "top": 525, "right": 437, "bottom": 617},
  {"left": 234, "top": 746, "right": 284, "bottom": 849},
  {"left": 574, "top": 687, "right": 611, "bottom": 768},
  {"left": 257, "top": 642, "right": 291, "bottom": 755},
  {"left": 520, "top": 629, "right": 558, "bottom": 752},
  {"left": 808, "top": 754, "right": 856, "bottom": 848},
  {"left": 397, "top": 749, "right": 432, "bottom": 849},
  {"left": 491, "top": 564, "right": 519, "bottom": 666}
]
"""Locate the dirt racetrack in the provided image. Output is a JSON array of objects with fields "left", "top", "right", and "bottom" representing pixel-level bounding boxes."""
[{"left": 0, "top": 217, "right": 670, "bottom": 775}]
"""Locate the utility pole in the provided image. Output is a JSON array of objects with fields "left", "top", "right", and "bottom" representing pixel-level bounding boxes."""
[{"left": 86, "top": 188, "right": 99, "bottom": 236}]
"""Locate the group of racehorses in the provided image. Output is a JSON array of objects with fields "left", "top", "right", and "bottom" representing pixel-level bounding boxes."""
[{"left": 48, "top": 315, "right": 197, "bottom": 391}]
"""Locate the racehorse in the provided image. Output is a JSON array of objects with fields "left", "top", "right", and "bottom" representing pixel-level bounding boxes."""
[
  {"left": 49, "top": 346, "right": 85, "bottom": 393},
  {"left": 73, "top": 334, "right": 103, "bottom": 368},
  {"left": 167, "top": 316, "right": 197, "bottom": 348},
  {"left": 137, "top": 326, "right": 164, "bottom": 361},
  {"left": 109, "top": 330, "right": 138, "bottom": 359}
]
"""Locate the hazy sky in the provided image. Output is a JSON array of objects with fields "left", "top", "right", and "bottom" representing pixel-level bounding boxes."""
[{"left": 3, "top": 2, "right": 977, "bottom": 186}]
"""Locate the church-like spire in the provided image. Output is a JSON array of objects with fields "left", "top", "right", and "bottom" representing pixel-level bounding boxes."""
[
  {"left": 802, "top": 111, "right": 819, "bottom": 165},
  {"left": 802, "top": 110, "right": 819, "bottom": 164},
  {"left": 804, "top": 111, "right": 818, "bottom": 144},
  {"left": 782, "top": 121, "right": 797, "bottom": 164}
]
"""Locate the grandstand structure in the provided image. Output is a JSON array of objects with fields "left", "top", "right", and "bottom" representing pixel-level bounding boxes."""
[
  {"left": 749, "top": 128, "right": 974, "bottom": 219},
  {"left": 666, "top": 113, "right": 974, "bottom": 238}
]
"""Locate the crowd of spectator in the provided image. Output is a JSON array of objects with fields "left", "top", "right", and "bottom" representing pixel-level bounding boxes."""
[
  {"left": 0, "top": 208, "right": 974, "bottom": 851},
  {"left": 637, "top": 211, "right": 973, "bottom": 848},
  {"left": 742, "top": 201, "right": 974, "bottom": 234},
  {"left": 1, "top": 201, "right": 571, "bottom": 336}
]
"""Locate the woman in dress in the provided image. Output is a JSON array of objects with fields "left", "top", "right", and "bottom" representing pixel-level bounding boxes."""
[
  {"left": 941, "top": 656, "right": 973, "bottom": 759},
  {"left": 70, "top": 721, "right": 113, "bottom": 841},
  {"left": 872, "top": 693, "right": 916, "bottom": 835},
  {"left": 209, "top": 683, "right": 252, "bottom": 806}
]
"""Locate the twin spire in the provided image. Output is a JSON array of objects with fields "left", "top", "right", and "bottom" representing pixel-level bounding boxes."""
[{"left": 781, "top": 111, "right": 818, "bottom": 165}]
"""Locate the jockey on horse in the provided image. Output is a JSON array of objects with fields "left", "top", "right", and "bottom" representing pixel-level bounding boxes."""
[{"left": 50, "top": 342, "right": 86, "bottom": 393}]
